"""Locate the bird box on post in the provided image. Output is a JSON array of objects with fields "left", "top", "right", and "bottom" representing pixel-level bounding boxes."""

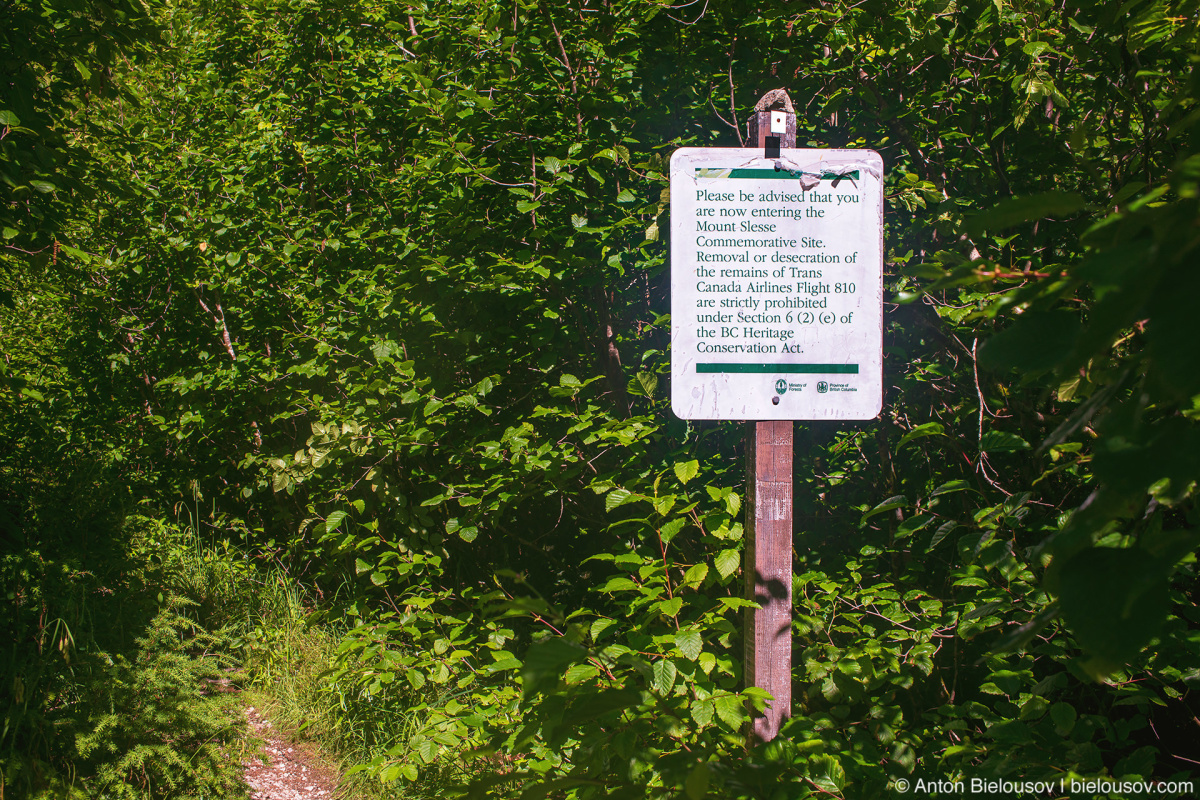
[{"left": 748, "top": 88, "right": 797, "bottom": 159}]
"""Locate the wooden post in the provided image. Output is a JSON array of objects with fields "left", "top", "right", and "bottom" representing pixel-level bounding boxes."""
[{"left": 745, "top": 89, "right": 796, "bottom": 744}]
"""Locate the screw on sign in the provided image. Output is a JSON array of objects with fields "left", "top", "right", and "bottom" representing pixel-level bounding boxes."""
[{"left": 668, "top": 88, "right": 883, "bottom": 742}]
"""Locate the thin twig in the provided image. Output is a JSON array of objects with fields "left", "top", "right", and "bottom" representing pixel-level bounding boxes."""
[
  {"left": 664, "top": 0, "right": 709, "bottom": 25},
  {"left": 456, "top": 154, "right": 535, "bottom": 187},
  {"left": 544, "top": 9, "right": 583, "bottom": 134},
  {"left": 727, "top": 36, "right": 743, "bottom": 146},
  {"left": 708, "top": 92, "right": 741, "bottom": 140},
  {"left": 194, "top": 289, "right": 237, "bottom": 362}
]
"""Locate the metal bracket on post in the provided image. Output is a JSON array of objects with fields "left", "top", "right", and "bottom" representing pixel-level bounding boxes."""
[{"left": 744, "top": 88, "right": 797, "bottom": 745}]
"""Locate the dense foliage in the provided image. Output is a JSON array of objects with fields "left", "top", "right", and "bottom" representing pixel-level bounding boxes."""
[{"left": 3, "top": 0, "right": 1200, "bottom": 797}]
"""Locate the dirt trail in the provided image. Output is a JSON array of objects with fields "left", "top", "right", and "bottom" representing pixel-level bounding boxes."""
[{"left": 243, "top": 705, "right": 340, "bottom": 800}]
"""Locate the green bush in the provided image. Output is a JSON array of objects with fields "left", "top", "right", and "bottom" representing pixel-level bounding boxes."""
[
  {"left": 5, "top": 0, "right": 1200, "bottom": 797},
  {"left": 73, "top": 600, "right": 246, "bottom": 800}
]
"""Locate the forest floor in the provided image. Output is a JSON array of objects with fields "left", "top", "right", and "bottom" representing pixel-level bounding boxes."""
[{"left": 243, "top": 704, "right": 341, "bottom": 800}]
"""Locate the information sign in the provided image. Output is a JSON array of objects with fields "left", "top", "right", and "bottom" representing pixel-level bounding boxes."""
[{"left": 670, "top": 148, "right": 884, "bottom": 421}]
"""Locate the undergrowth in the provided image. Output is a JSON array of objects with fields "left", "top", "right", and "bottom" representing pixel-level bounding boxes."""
[
  {"left": 239, "top": 576, "right": 399, "bottom": 800},
  {"left": 70, "top": 599, "right": 247, "bottom": 800},
  {"left": 1, "top": 470, "right": 253, "bottom": 799},
  {"left": 239, "top": 576, "right": 515, "bottom": 800}
]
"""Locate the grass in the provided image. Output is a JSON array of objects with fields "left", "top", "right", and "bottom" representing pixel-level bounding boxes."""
[{"left": 240, "top": 574, "right": 405, "bottom": 800}]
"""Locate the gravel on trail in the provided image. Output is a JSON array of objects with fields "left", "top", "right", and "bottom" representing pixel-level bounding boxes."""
[{"left": 243, "top": 705, "right": 340, "bottom": 800}]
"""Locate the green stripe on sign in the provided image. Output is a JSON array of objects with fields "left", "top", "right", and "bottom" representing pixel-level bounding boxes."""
[
  {"left": 696, "top": 363, "right": 859, "bottom": 374},
  {"left": 695, "top": 168, "right": 859, "bottom": 181}
]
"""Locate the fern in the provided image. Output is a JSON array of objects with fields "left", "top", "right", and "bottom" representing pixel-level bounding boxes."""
[{"left": 73, "top": 599, "right": 247, "bottom": 800}]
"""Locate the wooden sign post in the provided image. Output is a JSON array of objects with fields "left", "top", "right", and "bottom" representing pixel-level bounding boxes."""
[
  {"left": 745, "top": 91, "right": 797, "bottom": 744},
  {"left": 668, "top": 89, "right": 884, "bottom": 743}
]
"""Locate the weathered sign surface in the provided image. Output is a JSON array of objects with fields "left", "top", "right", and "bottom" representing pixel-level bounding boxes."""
[{"left": 670, "top": 148, "right": 884, "bottom": 420}]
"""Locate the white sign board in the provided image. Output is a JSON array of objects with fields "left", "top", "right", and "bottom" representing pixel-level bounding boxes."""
[{"left": 669, "top": 147, "right": 884, "bottom": 421}]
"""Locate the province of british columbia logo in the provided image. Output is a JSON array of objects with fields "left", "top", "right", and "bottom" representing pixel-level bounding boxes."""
[
  {"left": 775, "top": 379, "right": 788, "bottom": 394},
  {"left": 817, "top": 381, "right": 829, "bottom": 393}
]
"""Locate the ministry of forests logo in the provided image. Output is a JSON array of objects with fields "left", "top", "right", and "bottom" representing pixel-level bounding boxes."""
[
  {"left": 775, "top": 379, "right": 787, "bottom": 394},
  {"left": 817, "top": 381, "right": 829, "bottom": 393}
]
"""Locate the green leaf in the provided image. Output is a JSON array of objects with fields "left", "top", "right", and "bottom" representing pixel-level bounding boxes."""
[
  {"left": 896, "top": 514, "right": 934, "bottom": 539},
  {"left": 715, "top": 548, "right": 740, "bottom": 580},
  {"left": 713, "top": 693, "right": 745, "bottom": 729},
  {"left": 928, "top": 520, "right": 959, "bottom": 551},
  {"left": 931, "top": 480, "right": 971, "bottom": 497},
  {"left": 654, "top": 494, "right": 677, "bottom": 515},
  {"left": 683, "top": 562, "right": 708, "bottom": 586},
  {"left": 59, "top": 245, "right": 91, "bottom": 262},
  {"left": 987, "top": 719, "right": 1033, "bottom": 743},
  {"left": 673, "top": 460, "right": 699, "bottom": 484},
  {"left": 724, "top": 492, "right": 741, "bottom": 516},
  {"left": 565, "top": 663, "right": 600, "bottom": 684},
  {"left": 590, "top": 618, "right": 618, "bottom": 641},
  {"left": 0, "top": 111, "right": 20, "bottom": 126},
  {"left": 605, "top": 488, "right": 635, "bottom": 512},
  {"left": 675, "top": 629, "right": 702, "bottom": 660},
  {"left": 691, "top": 698, "right": 714, "bottom": 727},
  {"left": 897, "top": 422, "right": 944, "bottom": 449},
  {"left": 808, "top": 754, "right": 846, "bottom": 793},
  {"left": 324, "top": 510, "right": 348, "bottom": 534},
  {"left": 660, "top": 518, "right": 686, "bottom": 543},
  {"left": 1022, "top": 41, "right": 1055, "bottom": 59},
  {"left": 1050, "top": 702, "right": 1076, "bottom": 736},
  {"left": 979, "top": 430, "right": 1030, "bottom": 452},
  {"left": 599, "top": 576, "right": 638, "bottom": 592},
  {"left": 967, "top": 191, "right": 1085, "bottom": 235},
  {"left": 861, "top": 495, "right": 906, "bottom": 524},
  {"left": 1059, "top": 547, "right": 1170, "bottom": 675},
  {"left": 653, "top": 658, "right": 678, "bottom": 695}
]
